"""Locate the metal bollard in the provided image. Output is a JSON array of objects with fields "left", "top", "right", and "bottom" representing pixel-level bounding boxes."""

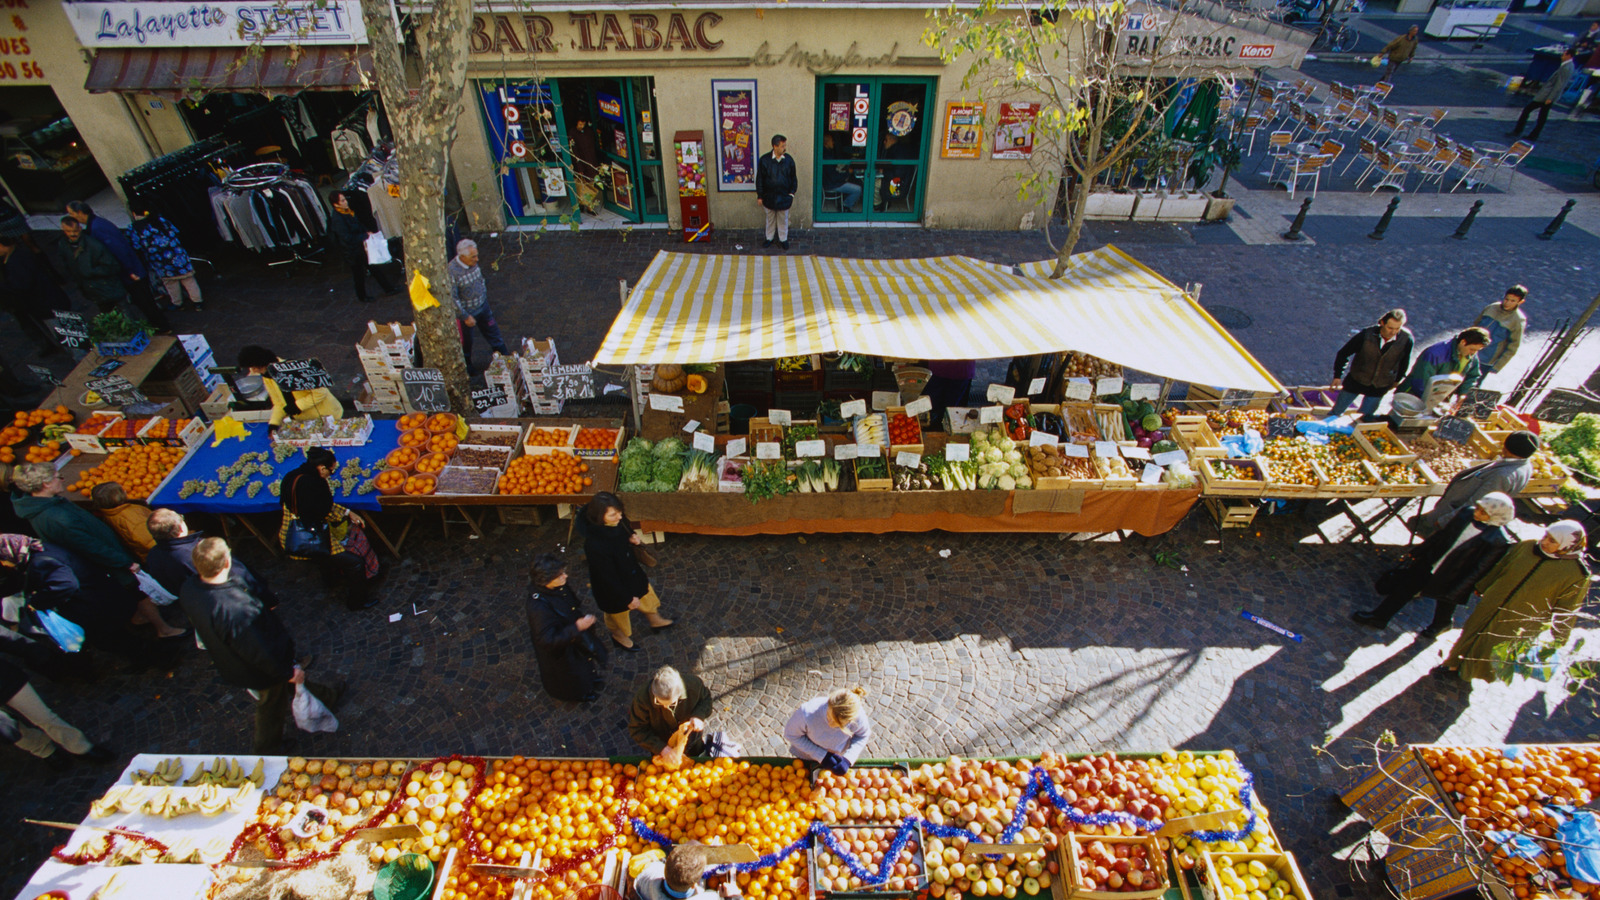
[
  {"left": 1451, "top": 200, "right": 1483, "bottom": 240},
  {"left": 1368, "top": 196, "right": 1401, "bottom": 241},
  {"left": 1536, "top": 199, "right": 1576, "bottom": 240},
  {"left": 1281, "top": 197, "right": 1313, "bottom": 242}
]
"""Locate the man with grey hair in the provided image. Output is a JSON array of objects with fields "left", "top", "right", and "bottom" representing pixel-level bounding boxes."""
[
  {"left": 628, "top": 665, "right": 713, "bottom": 757},
  {"left": 142, "top": 509, "right": 271, "bottom": 601},
  {"left": 447, "top": 238, "right": 509, "bottom": 376}
]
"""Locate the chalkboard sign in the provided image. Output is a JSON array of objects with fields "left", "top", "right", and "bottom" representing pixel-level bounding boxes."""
[
  {"left": 86, "top": 375, "right": 146, "bottom": 406},
  {"left": 1533, "top": 388, "right": 1600, "bottom": 426},
  {"left": 27, "top": 365, "right": 60, "bottom": 387},
  {"left": 402, "top": 368, "right": 450, "bottom": 413},
  {"left": 52, "top": 312, "right": 88, "bottom": 350},
  {"left": 1266, "top": 416, "right": 1299, "bottom": 439},
  {"left": 471, "top": 385, "right": 509, "bottom": 414},
  {"left": 1435, "top": 416, "right": 1475, "bottom": 445},
  {"left": 268, "top": 359, "right": 334, "bottom": 392},
  {"left": 1458, "top": 388, "right": 1501, "bottom": 420},
  {"left": 543, "top": 363, "right": 595, "bottom": 402},
  {"left": 88, "top": 359, "right": 124, "bottom": 378}
]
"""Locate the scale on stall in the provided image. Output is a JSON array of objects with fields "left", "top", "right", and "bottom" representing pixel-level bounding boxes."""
[{"left": 1388, "top": 373, "right": 1464, "bottom": 430}]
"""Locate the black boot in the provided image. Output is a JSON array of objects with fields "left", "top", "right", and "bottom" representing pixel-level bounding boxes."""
[{"left": 1350, "top": 609, "right": 1388, "bottom": 629}]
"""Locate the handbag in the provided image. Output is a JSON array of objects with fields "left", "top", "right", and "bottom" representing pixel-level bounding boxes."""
[
  {"left": 623, "top": 517, "right": 657, "bottom": 567},
  {"left": 579, "top": 624, "right": 610, "bottom": 665},
  {"left": 364, "top": 231, "right": 392, "bottom": 265},
  {"left": 31, "top": 607, "right": 85, "bottom": 654},
  {"left": 283, "top": 475, "right": 332, "bottom": 556}
]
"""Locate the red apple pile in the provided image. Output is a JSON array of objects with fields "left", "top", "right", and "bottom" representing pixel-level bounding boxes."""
[
  {"left": 1035, "top": 751, "right": 1174, "bottom": 834},
  {"left": 814, "top": 826, "right": 922, "bottom": 892},
  {"left": 1074, "top": 838, "right": 1163, "bottom": 893}
]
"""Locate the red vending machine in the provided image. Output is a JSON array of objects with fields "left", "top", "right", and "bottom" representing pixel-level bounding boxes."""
[{"left": 674, "top": 131, "right": 711, "bottom": 242}]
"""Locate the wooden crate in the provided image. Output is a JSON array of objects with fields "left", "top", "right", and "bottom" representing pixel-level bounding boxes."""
[
  {"left": 1186, "top": 383, "right": 1277, "bottom": 411},
  {"left": 1317, "top": 459, "right": 1383, "bottom": 497},
  {"left": 885, "top": 407, "right": 926, "bottom": 442},
  {"left": 747, "top": 417, "right": 786, "bottom": 445},
  {"left": 1487, "top": 407, "right": 1527, "bottom": 432},
  {"left": 1352, "top": 422, "right": 1417, "bottom": 464},
  {"left": 853, "top": 456, "right": 892, "bottom": 492},
  {"left": 1524, "top": 451, "right": 1571, "bottom": 495},
  {"left": 1196, "top": 456, "right": 1268, "bottom": 498},
  {"left": 1094, "top": 454, "right": 1138, "bottom": 489},
  {"left": 523, "top": 424, "right": 579, "bottom": 456},
  {"left": 1170, "top": 416, "right": 1224, "bottom": 458},
  {"left": 1062, "top": 403, "right": 1100, "bottom": 443},
  {"left": 1289, "top": 386, "right": 1337, "bottom": 415},
  {"left": 1372, "top": 459, "right": 1442, "bottom": 498},
  {"left": 1065, "top": 833, "right": 1169, "bottom": 900},
  {"left": 1090, "top": 403, "right": 1128, "bottom": 443},
  {"left": 1204, "top": 497, "right": 1259, "bottom": 529},
  {"left": 1198, "top": 851, "right": 1312, "bottom": 900},
  {"left": 497, "top": 505, "right": 547, "bottom": 525},
  {"left": 1258, "top": 456, "right": 1323, "bottom": 496}
]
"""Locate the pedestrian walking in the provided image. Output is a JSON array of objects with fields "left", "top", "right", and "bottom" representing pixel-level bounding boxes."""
[
  {"left": 179, "top": 536, "right": 342, "bottom": 752},
  {"left": 784, "top": 687, "right": 872, "bottom": 773},
  {"left": 1380, "top": 26, "right": 1420, "bottom": 82},
  {"left": 1415, "top": 431, "right": 1539, "bottom": 535},
  {"left": 65, "top": 201, "right": 170, "bottom": 330},
  {"left": 144, "top": 509, "right": 260, "bottom": 600},
  {"left": 525, "top": 552, "right": 605, "bottom": 703},
  {"left": 127, "top": 208, "right": 202, "bottom": 311},
  {"left": 1329, "top": 309, "right": 1414, "bottom": 418},
  {"left": 1437, "top": 521, "right": 1590, "bottom": 682},
  {"left": 0, "top": 236, "right": 70, "bottom": 356},
  {"left": 1508, "top": 49, "right": 1574, "bottom": 142},
  {"left": 582, "top": 492, "right": 674, "bottom": 652},
  {"left": 629, "top": 665, "right": 712, "bottom": 758},
  {"left": 0, "top": 658, "right": 113, "bottom": 766},
  {"left": 1, "top": 534, "right": 177, "bottom": 668},
  {"left": 1352, "top": 493, "right": 1515, "bottom": 636},
  {"left": 237, "top": 346, "right": 344, "bottom": 428},
  {"left": 277, "top": 448, "right": 381, "bottom": 610},
  {"left": 1475, "top": 286, "right": 1527, "bottom": 378},
  {"left": 447, "top": 239, "right": 509, "bottom": 376},
  {"left": 327, "top": 190, "right": 399, "bottom": 303},
  {"left": 755, "top": 134, "right": 797, "bottom": 250},
  {"left": 1400, "top": 326, "right": 1490, "bottom": 405}
]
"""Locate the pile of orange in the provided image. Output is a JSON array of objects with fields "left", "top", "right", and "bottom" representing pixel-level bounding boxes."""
[
  {"left": 0, "top": 425, "right": 29, "bottom": 447},
  {"left": 13, "top": 405, "right": 72, "bottom": 428},
  {"left": 399, "top": 412, "right": 428, "bottom": 430},
  {"left": 426, "top": 413, "right": 458, "bottom": 433},
  {"left": 141, "top": 418, "right": 192, "bottom": 439},
  {"left": 403, "top": 473, "right": 437, "bottom": 495},
  {"left": 498, "top": 454, "right": 591, "bottom": 495},
  {"left": 99, "top": 417, "right": 149, "bottom": 440},
  {"left": 1423, "top": 746, "right": 1600, "bottom": 897},
  {"left": 374, "top": 469, "right": 408, "bottom": 494},
  {"left": 386, "top": 447, "right": 420, "bottom": 471},
  {"left": 575, "top": 428, "right": 619, "bottom": 452},
  {"left": 428, "top": 433, "right": 459, "bottom": 455},
  {"left": 628, "top": 759, "right": 814, "bottom": 900},
  {"left": 67, "top": 444, "right": 186, "bottom": 499},
  {"left": 21, "top": 442, "right": 65, "bottom": 464},
  {"left": 399, "top": 428, "right": 430, "bottom": 449},
  {"left": 440, "top": 759, "right": 631, "bottom": 900},
  {"left": 75, "top": 413, "right": 120, "bottom": 434},
  {"left": 416, "top": 452, "right": 449, "bottom": 475},
  {"left": 526, "top": 428, "right": 571, "bottom": 447}
]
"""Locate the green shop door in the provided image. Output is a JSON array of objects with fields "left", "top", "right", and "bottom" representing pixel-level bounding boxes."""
[
  {"left": 566, "top": 77, "right": 667, "bottom": 224},
  {"left": 814, "top": 77, "right": 936, "bottom": 223}
]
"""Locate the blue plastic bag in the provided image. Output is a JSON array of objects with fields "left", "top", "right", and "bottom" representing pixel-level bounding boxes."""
[
  {"left": 1298, "top": 418, "right": 1355, "bottom": 446},
  {"left": 34, "top": 608, "right": 84, "bottom": 654},
  {"left": 1551, "top": 808, "right": 1600, "bottom": 884},
  {"left": 1485, "top": 830, "right": 1543, "bottom": 861},
  {"left": 1221, "top": 428, "right": 1263, "bottom": 458}
]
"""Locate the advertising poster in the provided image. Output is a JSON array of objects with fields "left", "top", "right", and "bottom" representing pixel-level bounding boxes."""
[
  {"left": 712, "top": 80, "right": 758, "bottom": 191},
  {"left": 941, "top": 101, "right": 985, "bottom": 159},
  {"left": 991, "top": 102, "right": 1039, "bottom": 160},
  {"left": 611, "top": 167, "right": 634, "bottom": 211},
  {"left": 827, "top": 101, "right": 850, "bottom": 132}
]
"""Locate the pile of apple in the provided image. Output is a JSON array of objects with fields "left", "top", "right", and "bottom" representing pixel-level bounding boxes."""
[
  {"left": 1143, "top": 750, "right": 1278, "bottom": 871},
  {"left": 257, "top": 758, "right": 415, "bottom": 856},
  {"left": 1071, "top": 838, "right": 1165, "bottom": 893},
  {"left": 815, "top": 826, "right": 922, "bottom": 892},
  {"left": 924, "top": 836, "right": 1055, "bottom": 899},
  {"left": 1202, "top": 855, "right": 1295, "bottom": 900},
  {"left": 1034, "top": 751, "right": 1173, "bottom": 831},
  {"left": 815, "top": 767, "right": 925, "bottom": 825},
  {"left": 912, "top": 757, "right": 1057, "bottom": 900}
]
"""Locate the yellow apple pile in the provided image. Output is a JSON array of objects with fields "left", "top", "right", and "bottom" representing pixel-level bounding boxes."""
[
  {"left": 256, "top": 758, "right": 412, "bottom": 856},
  {"left": 1204, "top": 855, "right": 1297, "bottom": 900},
  {"left": 1147, "top": 750, "right": 1278, "bottom": 870},
  {"left": 815, "top": 767, "right": 925, "bottom": 825}
]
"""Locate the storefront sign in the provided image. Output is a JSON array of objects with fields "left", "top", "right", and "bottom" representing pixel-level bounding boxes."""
[
  {"left": 68, "top": 1, "right": 369, "bottom": 47},
  {"left": 469, "top": 12, "right": 722, "bottom": 55},
  {"left": 0, "top": 5, "right": 46, "bottom": 85},
  {"left": 596, "top": 92, "right": 624, "bottom": 124},
  {"left": 940, "top": 102, "right": 984, "bottom": 159},
  {"left": 851, "top": 85, "right": 870, "bottom": 148},
  {"left": 991, "top": 103, "right": 1038, "bottom": 161},
  {"left": 750, "top": 41, "right": 902, "bottom": 76},
  {"left": 712, "top": 80, "right": 757, "bottom": 191}
]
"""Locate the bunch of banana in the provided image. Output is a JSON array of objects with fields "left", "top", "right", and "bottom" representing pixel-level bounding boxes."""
[
  {"left": 90, "top": 785, "right": 133, "bottom": 818},
  {"left": 183, "top": 756, "right": 264, "bottom": 788},
  {"left": 853, "top": 413, "right": 887, "bottom": 446},
  {"left": 40, "top": 423, "right": 73, "bottom": 441},
  {"left": 132, "top": 757, "right": 185, "bottom": 786}
]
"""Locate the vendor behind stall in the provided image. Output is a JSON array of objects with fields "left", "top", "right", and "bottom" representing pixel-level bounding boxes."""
[
  {"left": 629, "top": 665, "right": 712, "bottom": 760},
  {"left": 636, "top": 844, "right": 739, "bottom": 900},
  {"left": 1400, "top": 327, "right": 1489, "bottom": 408},
  {"left": 784, "top": 687, "right": 872, "bottom": 774},
  {"left": 237, "top": 345, "right": 343, "bottom": 428}
]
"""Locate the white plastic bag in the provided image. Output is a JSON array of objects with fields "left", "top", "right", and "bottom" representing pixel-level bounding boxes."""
[
  {"left": 291, "top": 683, "right": 339, "bottom": 733},
  {"left": 364, "top": 232, "right": 392, "bottom": 265},
  {"left": 134, "top": 569, "right": 178, "bottom": 606}
]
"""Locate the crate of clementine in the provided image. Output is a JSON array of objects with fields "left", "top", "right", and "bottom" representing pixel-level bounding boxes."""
[
  {"left": 499, "top": 452, "right": 593, "bottom": 495},
  {"left": 68, "top": 443, "right": 187, "bottom": 500},
  {"left": 524, "top": 424, "right": 578, "bottom": 457},
  {"left": 573, "top": 426, "right": 624, "bottom": 460}
]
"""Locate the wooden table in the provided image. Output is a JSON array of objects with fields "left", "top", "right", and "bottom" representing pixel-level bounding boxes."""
[{"left": 43, "top": 336, "right": 192, "bottom": 420}]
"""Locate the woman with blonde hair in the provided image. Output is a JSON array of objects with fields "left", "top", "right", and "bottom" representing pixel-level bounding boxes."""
[{"left": 784, "top": 686, "right": 872, "bottom": 774}]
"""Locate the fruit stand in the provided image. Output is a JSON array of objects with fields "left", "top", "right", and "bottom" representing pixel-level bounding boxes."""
[{"left": 17, "top": 749, "right": 1313, "bottom": 900}]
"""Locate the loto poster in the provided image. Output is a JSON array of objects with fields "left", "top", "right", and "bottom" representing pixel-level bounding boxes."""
[
  {"left": 941, "top": 102, "right": 985, "bottom": 159},
  {"left": 712, "top": 80, "right": 758, "bottom": 191},
  {"left": 991, "top": 102, "right": 1040, "bottom": 160}
]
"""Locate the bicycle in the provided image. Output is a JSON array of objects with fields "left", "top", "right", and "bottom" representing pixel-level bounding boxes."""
[{"left": 1309, "top": 14, "right": 1360, "bottom": 52}]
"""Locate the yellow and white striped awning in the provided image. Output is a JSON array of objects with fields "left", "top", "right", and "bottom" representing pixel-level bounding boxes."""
[{"left": 594, "top": 246, "right": 1281, "bottom": 394}]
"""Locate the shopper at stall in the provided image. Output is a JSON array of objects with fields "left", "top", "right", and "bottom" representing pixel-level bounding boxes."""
[
  {"left": 630, "top": 665, "right": 713, "bottom": 758},
  {"left": 1415, "top": 431, "right": 1539, "bottom": 536},
  {"left": 144, "top": 509, "right": 258, "bottom": 600},
  {"left": 1352, "top": 492, "right": 1516, "bottom": 637},
  {"left": 1400, "top": 327, "right": 1490, "bottom": 405},
  {"left": 583, "top": 492, "right": 674, "bottom": 652},
  {"left": 1476, "top": 286, "right": 1527, "bottom": 377},
  {"left": 237, "top": 345, "right": 344, "bottom": 428},
  {"left": 181, "top": 536, "right": 341, "bottom": 752},
  {"left": 128, "top": 207, "right": 203, "bottom": 311},
  {"left": 279, "top": 448, "right": 380, "bottom": 611},
  {"left": 0, "top": 236, "right": 70, "bottom": 357},
  {"left": 447, "top": 239, "right": 509, "bottom": 376},
  {"left": 65, "top": 201, "right": 171, "bottom": 330},
  {"left": 636, "top": 843, "right": 739, "bottom": 900},
  {"left": 1508, "top": 48, "right": 1575, "bottom": 142},
  {"left": 755, "top": 134, "right": 797, "bottom": 250},
  {"left": 1380, "top": 26, "right": 1420, "bottom": 82},
  {"left": 90, "top": 483, "right": 155, "bottom": 563},
  {"left": 1329, "top": 309, "right": 1413, "bottom": 418},
  {"left": 1438, "top": 520, "right": 1590, "bottom": 682},
  {"left": 52, "top": 218, "right": 135, "bottom": 319},
  {"left": 1575, "top": 21, "right": 1600, "bottom": 65},
  {"left": 784, "top": 687, "right": 872, "bottom": 773},
  {"left": 327, "top": 190, "right": 400, "bottom": 303},
  {"left": 526, "top": 552, "right": 604, "bottom": 703},
  {"left": 0, "top": 658, "right": 113, "bottom": 766}
]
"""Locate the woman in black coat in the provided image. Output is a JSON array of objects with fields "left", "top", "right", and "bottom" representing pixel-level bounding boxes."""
[
  {"left": 1351, "top": 492, "right": 1516, "bottom": 637},
  {"left": 582, "top": 493, "right": 673, "bottom": 652},
  {"left": 279, "top": 448, "right": 380, "bottom": 610},
  {"left": 526, "top": 553, "right": 604, "bottom": 703}
]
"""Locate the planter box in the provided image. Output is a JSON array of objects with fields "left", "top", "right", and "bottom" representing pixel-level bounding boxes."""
[
  {"left": 1158, "top": 190, "right": 1210, "bottom": 221},
  {"left": 1130, "top": 190, "right": 1164, "bottom": 221},
  {"left": 1083, "top": 190, "right": 1138, "bottom": 220},
  {"left": 1203, "top": 194, "right": 1238, "bottom": 221}
]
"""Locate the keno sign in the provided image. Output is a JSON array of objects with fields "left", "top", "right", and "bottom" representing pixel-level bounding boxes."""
[{"left": 66, "top": 2, "right": 369, "bottom": 47}]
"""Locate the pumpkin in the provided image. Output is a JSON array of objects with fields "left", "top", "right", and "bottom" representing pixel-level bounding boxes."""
[
  {"left": 651, "top": 364, "right": 687, "bottom": 393},
  {"left": 686, "top": 373, "right": 708, "bottom": 394}
]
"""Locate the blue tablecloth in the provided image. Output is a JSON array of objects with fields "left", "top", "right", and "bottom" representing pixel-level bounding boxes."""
[{"left": 148, "top": 422, "right": 402, "bottom": 514}]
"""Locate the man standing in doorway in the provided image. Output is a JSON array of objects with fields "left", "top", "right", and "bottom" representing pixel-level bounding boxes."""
[
  {"left": 1476, "top": 285, "right": 1527, "bottom": 379},
  {"left": 756, "top": 134, "right": 797, "bottom": 251},
  {"left": 1507, "top": 48, "right": 1574, "bottom": 141},
  {"left": 1381, "top": 26, "right": 1421, "bottom": 82},
  {"left": 65, "top": 201, "right": 170, "bottom": 331},
  {"left": 447, "top": 239, "right": 509, "bottom": 377}
]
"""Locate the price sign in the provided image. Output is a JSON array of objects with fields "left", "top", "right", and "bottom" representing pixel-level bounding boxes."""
[
  {"left": 1434, "top": 416, "right": 1475, "bottom": 445},
  {"left": 1027, "top": 377, "right": 1047, "bottom": 396},
  {"left": 52, "top": 312, "right": 89, "bottom": 350},
  {"left": 756, "top": 441, "right": 782, "bottom": 460},
  {"left": 401, "top": 368, "right": 449, "bottom": 413},
  {"left": 726, "top": 438, "right": 747, "bottom": 457},
  {"left": 1122, "top": 445, "right": 1152, "bottom": 460},
  {"left": 648, "top": 392, "right": 685, "bottom": 412},
  {"left": 1141, "top": 463, "right": 1164, "bottom": 484},
  {"left": 1094, "top": 440, "right": 1121, "bottom": 458},
  {"left": 904, "top": 396, "right": 932, "bottom": 417},
  {"left": 1266, "top": 416, "right": 1299, "bottom": 439},
  {"left": 946, "top": 443, "right": 970, "bottom": 462},
  {"left": 1096, "top": 376, "right": 1124, "bottom": 397},
  {"left": 683, "top": 419, "right": 702, "bottom": 433},
  {"left": 1029, "top": 430, "right": 1059, "bottom": 446},
  {"left": 470, "top": 385, "right": 509, "bottom": 414},
  {"left": 88, "top": 359, "right": 124, "bottom": 378},
  {"left": 979, "top": 406, "right": 1003, "bottom": 424},
  {"left": 1063, "top": 443, "right": 1090, "bottom": 458},
  {"left": 268, "top": 359, "right": 334, "bottom": 392},
  {"left": 1459, "top": 388, "right": 1501, "bottom": 420},
  {"left": 1153, "top": 449, "right": 1188, "bottom": 467},
  {"left": 86, "top": 375, "right": 145, "bottom": 406},
  {"left": 768, "top": 409, "right": 792, "bottom": 426},
  {"left": 834, "top": 443, "right": 859, "bottom": 461},
  {"left": 871, "top": 391, "right": 898, "bottom": 411},
  {"left": 1130, "top": 383, "right": 1160, "bottom": 402},
  {"left": 692, "top": 431, "right": 716, "bottom": 453},
  {"left": 795, "top": 439, "right": 826, "bottom": 458},
  {"left": 542, "top": 362, "right": 596, "bottom": 402},
  {"left": 896, "top": 450, "right": 922, "bottom": 468},
  {"left": 857, "top": 442, "right": 881, "bottom": 457},
  {"left": 27, "top": 365, "right": 60, "bottom": 387},
  {"left": 986, "top": 383, "right": 1015, "bottom": 404},
  {"left": 1065, "top": 379, "right": 1092, "bottom": 401},
  {"left": 840, "top": 399, "right": 867, "bottom": 418}
]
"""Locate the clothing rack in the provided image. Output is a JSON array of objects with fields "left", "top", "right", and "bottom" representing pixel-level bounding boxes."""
[
  {"left": 118, "top": 139, "right": 246, "bottom": 252},
  {"left": 210, "top": 163, "right": 327, "bottom": 267}
]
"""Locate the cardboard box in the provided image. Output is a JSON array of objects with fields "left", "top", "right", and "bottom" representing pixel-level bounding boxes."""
[{"left": 524, "top": 424, "right": 579, "bottom": 457}]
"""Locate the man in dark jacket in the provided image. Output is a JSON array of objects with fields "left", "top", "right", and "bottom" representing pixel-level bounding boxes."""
[
  {"left": 1508, "top": 48, "right": 1575, "bottom": 141},
  {"left": 1329, "top": 309, "right": 1413, "bottom": 418},
  {"left": 327, "top": 191, "right": 399, "bottom": 304},
  {"left": 755, "top": 134, "right": 797, "bottom": 250},
  {"left": 53, "top": 218, "right": 129, "bottom": 315},
  {"left": 179, "top": 537, "right": 339, "bottom": 752},
  {"left": 65, "top": 201, "right": 170, "bottom": 330},
  {"left": 1353, "top": 492, "right": 1515, "bottom": 636},
  {"left": 0, "top": 236, "right": 70, "bottom": 356},
  {"left": 628, "top": 665, "right": 713, "bottom": 757},
  {"left": 145, "top": 509, "right": 267, "bottom": 601}
]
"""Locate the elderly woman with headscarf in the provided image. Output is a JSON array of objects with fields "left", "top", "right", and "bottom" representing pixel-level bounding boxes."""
[
  {"left": 1353, "top": 493, "right": 1517, "bottom": 638},
  {"left": 1439, "top": 520, "right": 1592, "bottom": 682}
]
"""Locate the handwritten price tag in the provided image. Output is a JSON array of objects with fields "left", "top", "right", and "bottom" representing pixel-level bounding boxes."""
[
  {"left": 946, "top": 443, "right": 970, "bottom": 462},
  {"left": 1142, "top": 463, "right": 1164, "bottom": 484},
  {"left": 1027, "top": 377, "right": 1047, "bottom": 396},
  {"left": 1130, "top": 383, "right": 1161, "bottom": 401},
  {"left": 1096, "top": 376, "right": 1124, "bottom": 397},
  {"left": 840, "top": 399, "right": 867, "bottom": 418},
  {"left": 1065, "top": 379, "right": 1092, "bottom": 401},
  {"left": 756, "top": 442, "right": 782, "bottom": 460},
  {"left": 857, "top": 442, "right": 881, "bottom": 458},
  {"left": 795, "top": 439, "right": 826, "bottom": 458},
  {"left": 1153, "top": 449, "right": 1189, "bottom": 467},
  {"left": 835, "top": 443, "right": 859, "bottom": 461},
  {"left": 682, "top": 419, "right": 702, "bottom": 433},
  {"left": 1063, "top": 443, "right": 1090, "bottom": 458},
  {"left": 1094, "top": 441, "right": 1122, "bottom": 458},
  {"left": 726, "top": 438, "right": 747, "bottom": 458},
  {"left": 768, "top": 409, "right": 792, "bottom": 426},
  {"left": 986, "top": 383, "right": 1016, "bottom": 404},
  {"left": 904, "top": 396, "right": 932, "bottom": 417},
  {"left": 979, "top": 406, "right": 1003, "bottom": 424},
  {"left": 896, "top": 451, "right": 922, "bottom": 468},
  {"left": 1122, "top": 445, "right": 1152, "bottom": 460},
  {"left": 1029, "top": 430, "right": 1060, "bottom": 446},
  {"left": 871, "top": 391, "right": 897, "bottom": 411},
  {"left": 648, "top": 392, "right": 684, "bottom": 412},
  {"left": 692, "top": 432, "right": 716, "bottom": 453}
]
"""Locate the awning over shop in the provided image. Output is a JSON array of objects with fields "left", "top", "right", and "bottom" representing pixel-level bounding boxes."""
[
  {"left": 596, "top": 246, "right": 1281, "bottom": 394},
  {"left": 85, "top": 46, "right": 373, "bottom": 95}
]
